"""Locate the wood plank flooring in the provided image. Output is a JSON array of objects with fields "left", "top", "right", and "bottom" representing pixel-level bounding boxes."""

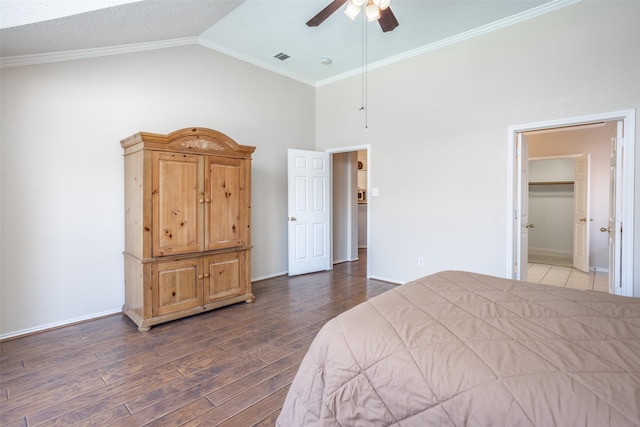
[{"left": 1, "top": 251, "right": 396, "bottom": 426}]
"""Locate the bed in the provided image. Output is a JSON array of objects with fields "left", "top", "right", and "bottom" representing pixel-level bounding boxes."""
[{"left": 276, "top": 270, "right": 640, "bottom": 426}]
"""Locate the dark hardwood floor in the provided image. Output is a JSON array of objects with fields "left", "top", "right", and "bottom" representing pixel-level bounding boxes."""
[{"left": 1, "top": 251, "right": 396, "bottom": 426}]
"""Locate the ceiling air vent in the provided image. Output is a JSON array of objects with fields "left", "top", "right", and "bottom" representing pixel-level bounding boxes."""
[{"left": 273, "top": 52, "right": 292, "bottom": 61}]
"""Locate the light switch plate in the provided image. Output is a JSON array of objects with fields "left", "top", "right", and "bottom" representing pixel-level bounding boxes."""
[{"left": 371, "top": 187, "right": 380, "bottom": 197}]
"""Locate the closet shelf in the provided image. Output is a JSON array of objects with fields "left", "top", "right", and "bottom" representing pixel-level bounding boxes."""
[{"left": 529, "top": 181, "right": 574, "bottom": 185}]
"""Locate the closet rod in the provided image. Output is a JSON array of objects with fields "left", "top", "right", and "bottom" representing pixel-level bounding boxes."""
[{"left": 529, "top": 181, "right": 574, "bottom": 185}]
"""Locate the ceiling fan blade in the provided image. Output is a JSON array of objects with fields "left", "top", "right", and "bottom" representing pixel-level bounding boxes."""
[
  {"left": 378, "top": 7, "right": 399, "bottom": 32},
  {"left": 306, "top": 0, "right": 349, "bottom": 27}
]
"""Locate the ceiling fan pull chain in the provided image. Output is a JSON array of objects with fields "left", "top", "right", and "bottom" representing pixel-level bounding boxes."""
[{"left": 361, "top": 9, "right": 369, "bottom": 130}]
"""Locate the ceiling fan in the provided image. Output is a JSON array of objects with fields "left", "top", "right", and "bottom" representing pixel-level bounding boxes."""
[{"left": 307, "top": 0, "right": 399, "bottom": 32}]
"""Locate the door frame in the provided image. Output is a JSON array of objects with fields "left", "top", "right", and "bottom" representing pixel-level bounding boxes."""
[
  {"left": 326, "top": 144, "right": 371, "bottom": 279},
  {"left": 506, "top": 109, "right": 635, "bottom": 296}
]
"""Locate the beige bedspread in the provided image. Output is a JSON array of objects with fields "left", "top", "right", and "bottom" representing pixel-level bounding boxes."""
[{"left": 276, "top": 271, "right": 640, "bottom": 426}]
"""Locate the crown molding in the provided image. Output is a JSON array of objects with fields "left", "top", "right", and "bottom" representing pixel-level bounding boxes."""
[
  {"left": 0, "top": 37, "right": 198, "bottom": 68},
  {"left": 316, "top": 0, "right": 581, "bottom": 87}
]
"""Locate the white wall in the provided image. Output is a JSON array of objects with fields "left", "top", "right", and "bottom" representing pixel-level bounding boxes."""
[
  {"left": 0, "top": 45, "right": 315, "bottom": 337},
  {"left": 332, "top": 152, "right": 349, "bottom": 263},
  {"left": 528, "top": 183, "right": 575, "bottom": 258},
  {"left": 315, "top": 1, "right": 640, "bottom": 286},
  {"left": 358, "top": 204, "right": 367, "bottom": 248}
]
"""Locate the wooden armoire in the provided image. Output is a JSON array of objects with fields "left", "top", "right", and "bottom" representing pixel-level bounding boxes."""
[{"left": 120, "top": 127, "right": 255, "bottom": 331}]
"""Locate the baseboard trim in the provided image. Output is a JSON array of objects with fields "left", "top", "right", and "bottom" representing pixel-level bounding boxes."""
[
  {"left": 528, "top": 248, "right": 573, "bottom": 257},
  {"left": 333, "top": 257, "right": 360, "bottom": 265},
  {"left": 251, "top": 271, "right": 288, "bottom": 283},
  {"left": 0, "top": 308, "right": 123, "bottom": 341},
  {"left": 369, "top": 275, "right": 403, "bottom": 285}
]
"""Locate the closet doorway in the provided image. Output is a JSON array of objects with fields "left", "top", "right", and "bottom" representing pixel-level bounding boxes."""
[
  {"left": 509, "top": 109, "right": 635, "bottom": 297},
  {"left": 527, "top": 155, "right": 585, "bottom": 269}
]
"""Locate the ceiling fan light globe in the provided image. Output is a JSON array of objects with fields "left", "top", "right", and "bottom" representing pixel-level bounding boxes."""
[
  {"left": 366, "top": 3, "right": 380, "bottom": 21},
  {"left": 344, "top": 1, "right": 361, "bottom": 20}
]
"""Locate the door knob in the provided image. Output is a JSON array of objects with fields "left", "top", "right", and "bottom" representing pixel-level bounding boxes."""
[
  {"left": 526, "top": 223, "right": 535, "bottom": 229},
  {"left": 600, "top": 227, "right": 611, "bottom": 233},
  {"left": 289, "top": 217, "right": 296, "bottom": 221},
  {"left": 579, "top": 218, "right": 587, "bottom": 222}
]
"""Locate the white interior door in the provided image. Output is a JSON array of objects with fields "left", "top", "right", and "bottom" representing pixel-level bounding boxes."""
[
  {"left": 516, "top": 133, "right": 529, "bottom": 281},
  {"left": 573, "top": 154, "right": 590, "bottom": 272},
  {"left": 607, "top": 121, "right": 622, "bottom": 293},
  {"left": 287, "top": 149, "right": 331, "bottom": 276}
]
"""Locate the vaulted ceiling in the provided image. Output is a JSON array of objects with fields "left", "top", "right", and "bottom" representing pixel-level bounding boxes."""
[{"left": 1, "top": 0, "right": 570, "bottom": 86}]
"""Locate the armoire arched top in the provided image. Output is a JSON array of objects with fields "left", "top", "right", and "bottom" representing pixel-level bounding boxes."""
[{"left": 120, "top": 127, "right": 255, "bottom": 159}]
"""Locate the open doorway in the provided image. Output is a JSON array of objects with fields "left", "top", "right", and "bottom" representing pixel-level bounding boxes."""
[
  {"left": 527, "top": 155, "right": 583, "bottom": 267},
  {"left": 286, "top": 146, "right": 370, "bottom": 277},
  {"left": 328, "top": 145, "right": 371, "bottom": 278},
  {"left": 525, "top": 124, "right": 610, "bottom": 290},
  {"left": 508, "top": 110, "right": 635, "bottom": 297}
]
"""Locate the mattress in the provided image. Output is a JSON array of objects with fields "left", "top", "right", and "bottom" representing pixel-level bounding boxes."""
[{"left": 276, "top": 270, "right": 640, "bottom": 426}]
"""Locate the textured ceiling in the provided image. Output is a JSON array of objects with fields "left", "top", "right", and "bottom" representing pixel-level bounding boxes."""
[
  {"left": 0, "top": 0, "right": 243, "bottom": 56},
  {"left": 0, "top": 0, "right": 568, "bottom": 85},
  {"left": 0, "top": 0, "right": 145, "bottom": 28}
]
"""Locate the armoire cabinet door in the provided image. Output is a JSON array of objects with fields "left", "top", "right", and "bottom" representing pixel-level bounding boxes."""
[
  {"left": 203, "top": 251, "right": 245, "bottom": 303},
  {"left": 152, "top": 258, "right": 203, "bottom": 316},
  {"left": 205, "top": 157, "right": 245, "bottom": 251},
  {"left": 152, "top": 152, "right": 204, "bottom": 257}
]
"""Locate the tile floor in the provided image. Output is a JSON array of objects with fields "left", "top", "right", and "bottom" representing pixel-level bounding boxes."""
[{"left": 527, "top": 263, "right": 609, "bottom": 292}]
